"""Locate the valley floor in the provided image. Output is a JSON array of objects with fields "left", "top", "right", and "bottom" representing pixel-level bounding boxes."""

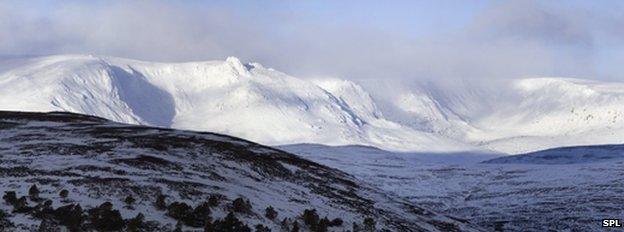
[{"left": 281, "top": 144, "right": 624, "bottom": 231}]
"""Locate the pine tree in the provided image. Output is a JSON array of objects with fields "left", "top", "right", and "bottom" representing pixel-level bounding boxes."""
[
  {"left": 213, "top": 212, "right": 251, "bottom": 232},
  {"left": 204, "top": 219, "right": 214, "bottom": 232},
  {"left": 29, "top": 184, "right": 40, "bottom": 200},
  {"left": 302, "top": 209, "right": 319, "bottom": 230},
  {"left": 3, "top": 191, "right": 17, "bottom": 205},
  {"left": 54, "top": 204, "right": 83, "bottom": 232},
  {"left": 363, "top": 217, "right": 375, "bottom": 232},
  {"left": 353, "top": 222, "right": 361, "bottom": 232},
  {"left": 155, "top": 194, "right": 167, "bottom": 210},
  {"left": 329, "top": 218, "right": 343, "bottom": 227},
  {"left": 291, "top": 221, "right": 300, "bottom": 232},
  {"left": 187, "top": 202, "right": 212, "bottom": 227},
  {"left": 255, "top": 224, "right": 271, "bottom": 232},
  {"left": 318, "top": 217, "right": 330, "bottom": 232},
  {"left": 59, "top": 189, "right": 69, "bottom": 199},
  {"left": 231, "top": 197, "right": 252, "bottom": 213},
  {"left": 87, "top": 202, "right": 124, "bottom": 231},
  {"left": 124, "top": 195, "right": 136, "bottom": 209},
  {"left": 265, "top": 206, "right": 278, "bottom": 220},
  {"left": 174, "top": 221, "right": 183, "bottom": 232},
  {"left": 280, "top": 217, "right": 291, "bottom": 231},
  {"left": 13, "top": 196, "right": 30, "bottom": 213},
  {"left": 167, "top": 202, "right": 193, "bottom": 222},
  {"left": 208, "top": 195, "right": 220, "bottom": 207},
  {"left": 127, "top": 213, "right": 145, "bottom": 232}
]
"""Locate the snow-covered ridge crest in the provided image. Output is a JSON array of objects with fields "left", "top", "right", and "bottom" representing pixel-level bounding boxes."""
[
  {"left": 2, "top": 54, "right": 624, "bottom": 154},
  {"left": 0, "top": 55, "right": 470, "bottom": 152}
]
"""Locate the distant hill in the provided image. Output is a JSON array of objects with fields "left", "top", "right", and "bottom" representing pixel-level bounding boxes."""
[{"left": 483, "top": 143, "right": 624, "bottom": 164}]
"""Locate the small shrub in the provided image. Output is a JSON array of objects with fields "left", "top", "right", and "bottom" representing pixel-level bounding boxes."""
[{"left": 265, "top": 206, "right": 278, "bottom": 220}]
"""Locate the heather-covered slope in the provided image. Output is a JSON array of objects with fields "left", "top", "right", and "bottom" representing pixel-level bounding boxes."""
[{"left": 0, "top": 111, "right": 480, "bottom": 231}]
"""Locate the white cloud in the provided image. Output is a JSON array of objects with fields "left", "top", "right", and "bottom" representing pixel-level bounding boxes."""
[{"left": 0, "top": 0, "right": 622, "bottom": 81}]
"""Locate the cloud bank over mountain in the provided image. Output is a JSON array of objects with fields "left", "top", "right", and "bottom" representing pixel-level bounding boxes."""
[{"left": 1, "top": 0, "right": 624, "bottom": 81}]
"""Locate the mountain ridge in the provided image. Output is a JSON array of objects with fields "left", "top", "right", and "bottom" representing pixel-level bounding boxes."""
[
  {"left": 0, "top": 55, "right": 473, "bottom": 153},
  {"left": 1, "top": 55, "right": 624, "bottom": 154}
]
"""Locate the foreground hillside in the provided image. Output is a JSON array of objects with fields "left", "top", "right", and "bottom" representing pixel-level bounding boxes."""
[{"left": 0, "top": 111, "right": 479, "bottom": 231}]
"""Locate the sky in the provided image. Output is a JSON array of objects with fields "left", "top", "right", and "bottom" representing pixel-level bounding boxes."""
[{"left": 1, "top": 0, "right": 624, "bottom": 81}]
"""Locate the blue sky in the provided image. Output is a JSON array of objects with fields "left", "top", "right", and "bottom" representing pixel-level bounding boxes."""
[{"left": 1, "top": 0, "right": 624, "bottom": 81}]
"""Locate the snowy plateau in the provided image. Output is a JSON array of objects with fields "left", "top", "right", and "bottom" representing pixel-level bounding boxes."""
[{"left": 1, "top": 55, "right": 624, "bottom": 231}]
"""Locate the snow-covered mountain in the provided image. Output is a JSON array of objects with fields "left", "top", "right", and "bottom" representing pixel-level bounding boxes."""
[
  {"left": 1, "top": 55, "right": 623, "bottom": 154},
  {"left": 353, "top": 77, "right": 624, "bottom": 154},
  {"left": 0, "top": 55, "right": 470, "bottom": 153},
  {"left": 0, "top": 111, "right": 481, "bottom": 231}
]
